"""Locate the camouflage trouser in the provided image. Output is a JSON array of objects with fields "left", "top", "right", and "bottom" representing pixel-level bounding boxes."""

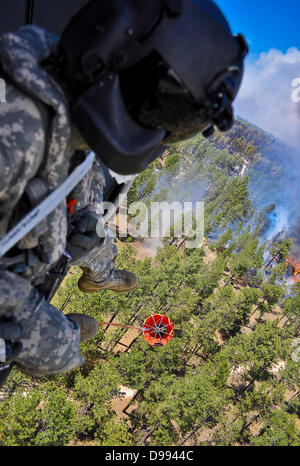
[
  {"left": 72, "top": 227, "right": 118, "bottom": 283},
  {"left": 13, "top": 288, "right": 83, "bottom": 376},
  {"left": 11, "top": 227, "right": 118, "bottom": 377}
]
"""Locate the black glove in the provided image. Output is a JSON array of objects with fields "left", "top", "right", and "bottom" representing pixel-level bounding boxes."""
[
  {"left": 66, "top": 211, "right": 104, "bottom": 261},
  {"left": 0, "top": 317, "right": 23, "bottom": 388}
]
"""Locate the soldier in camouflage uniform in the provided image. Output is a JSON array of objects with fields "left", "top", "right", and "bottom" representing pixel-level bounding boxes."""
[{"left": 0, "top": 25, "right": 137, "bottom": 378}]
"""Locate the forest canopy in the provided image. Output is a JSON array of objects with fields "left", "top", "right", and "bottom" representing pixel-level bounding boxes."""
[{"left": 0, "top": 120, "right": 299, "bottom": 447}]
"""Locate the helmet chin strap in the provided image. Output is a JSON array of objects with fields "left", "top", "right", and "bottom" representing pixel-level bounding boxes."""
[{"left": 71, "top": 72, "right": 165, "bottom": 175}]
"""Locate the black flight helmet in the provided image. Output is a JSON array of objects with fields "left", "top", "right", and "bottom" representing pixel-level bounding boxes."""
[{"left": 51, "top": 0, "right": 248, "bottom": 174}]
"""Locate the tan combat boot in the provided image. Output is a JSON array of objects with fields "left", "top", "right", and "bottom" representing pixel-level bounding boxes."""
[
  {"left": 78, "top": 270, "right": 139, "bottom": 294},
  {"left": 66, "top": 314, "right": 99, "bottom": 341}
]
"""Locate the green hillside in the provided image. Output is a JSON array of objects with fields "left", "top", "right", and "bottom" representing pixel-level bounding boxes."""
[{"left": 0, "top": 122, "right": 299, "bottom": 447}]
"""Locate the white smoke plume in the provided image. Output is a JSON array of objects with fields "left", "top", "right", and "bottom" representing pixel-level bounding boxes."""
[
  {"left": 234, "top": 48, "right": 300, "bottom": 258},
  {"left": 235, "top": 48, "right": 300, "bottom": 149}
]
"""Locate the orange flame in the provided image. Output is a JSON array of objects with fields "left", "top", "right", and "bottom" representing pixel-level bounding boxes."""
[{"left": 286, "top": 258, "right": 300, "bottom": 283}]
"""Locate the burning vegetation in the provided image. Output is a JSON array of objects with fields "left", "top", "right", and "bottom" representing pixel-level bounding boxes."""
[{"left": 286, "top": 257, "right": 300, "bottom": 284}]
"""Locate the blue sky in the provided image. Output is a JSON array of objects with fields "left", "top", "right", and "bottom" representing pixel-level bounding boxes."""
[
  {"left": 212, "top": 1, "right": 300, "bottom": 149},
  {"left": 216, "top": 0, "right": 299, "bottom": 55}
]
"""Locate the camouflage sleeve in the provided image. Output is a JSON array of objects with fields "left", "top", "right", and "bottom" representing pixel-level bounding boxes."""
[{"left": 0, "top": 80, "right": 47, "bottom": 236}]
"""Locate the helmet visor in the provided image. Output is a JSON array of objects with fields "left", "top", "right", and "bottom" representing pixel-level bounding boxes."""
[{"left": 138, "top": 68, "right": 210, "bottom": 144}]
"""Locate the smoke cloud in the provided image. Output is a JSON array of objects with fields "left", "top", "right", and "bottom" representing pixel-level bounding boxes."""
[
  {"left": 235, "top": 48, "right": 300, "bottom": 149},
  {"left": 233, "top": 48, "right": 300, "bottom": 259}
]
